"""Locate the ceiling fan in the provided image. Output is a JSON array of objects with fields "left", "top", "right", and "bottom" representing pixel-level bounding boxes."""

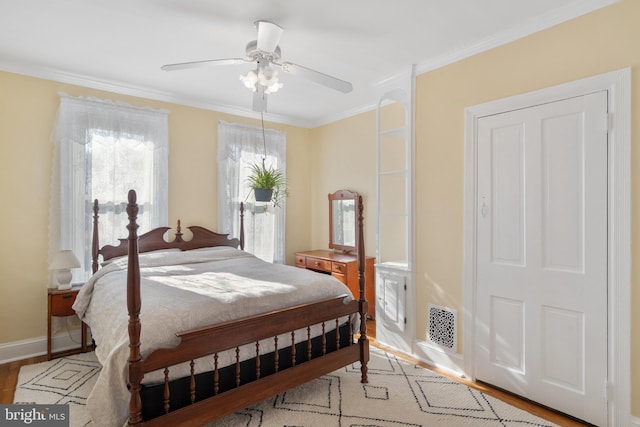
[{"left": 161, "top": 20, "right": 353, "bottom": 112}]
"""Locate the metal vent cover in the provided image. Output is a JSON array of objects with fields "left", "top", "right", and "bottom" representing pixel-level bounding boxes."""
[{"left": 428, "top": 304, "right": 457, "bottom": 353}]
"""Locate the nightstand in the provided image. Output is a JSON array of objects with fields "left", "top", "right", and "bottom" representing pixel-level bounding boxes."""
[{"left": 47, "top": 284, "right": 88, "bottom": 360}]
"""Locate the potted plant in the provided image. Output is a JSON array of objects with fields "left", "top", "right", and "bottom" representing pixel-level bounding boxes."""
[{"left": 246, "top": 161, "right": 287, "bottom": 207}]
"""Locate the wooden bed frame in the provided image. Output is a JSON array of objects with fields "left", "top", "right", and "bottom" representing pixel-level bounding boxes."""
[{"left": 90, "top": 190, "right": 370, "bottom": 426}]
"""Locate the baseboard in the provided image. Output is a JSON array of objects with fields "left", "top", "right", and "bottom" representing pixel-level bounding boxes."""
[
  {"left": 372, "top": 334, "right": 466, "bottom": 379},
  {"left": 631, "top": 415, "right": 640, "bottom": 427},
  {"left": 0, "top": 329, "right": 88, "bottom": 364},
  {"left": 413, "top": 339, "right": 466, "bottom": 378},
  {"left": 0, "top": 337, "right": 44, "bottom": 364}
]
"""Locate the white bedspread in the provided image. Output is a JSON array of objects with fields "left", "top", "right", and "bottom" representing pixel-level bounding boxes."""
[{"left": 73, "top": 247, "right": 354, "bottom": 427}]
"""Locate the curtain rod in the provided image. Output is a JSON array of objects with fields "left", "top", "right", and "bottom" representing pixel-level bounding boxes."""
[
  {"left": 218, "top": 120, "right": 286, "bottom": 136},
  {"left": 58, "top": 92, "right": 169, "bottom": 115}
]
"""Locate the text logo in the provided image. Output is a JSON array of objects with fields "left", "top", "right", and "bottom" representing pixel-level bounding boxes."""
[{"left": 1, "top": 404, "right": 69, "bottom": 426}]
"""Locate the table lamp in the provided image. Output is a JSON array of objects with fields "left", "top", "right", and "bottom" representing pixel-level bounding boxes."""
[{"left": 49, "top": 250, "right": 81, "bottom": 290}]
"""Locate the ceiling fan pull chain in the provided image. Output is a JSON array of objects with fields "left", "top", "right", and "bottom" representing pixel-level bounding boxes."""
[{"left": 261, "top": 112, "right": 267, "bottom": 163}]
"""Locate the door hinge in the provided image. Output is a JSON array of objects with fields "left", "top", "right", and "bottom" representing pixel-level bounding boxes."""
[{"left": 404, "top": 317, "right": 407, "bottom": 324}]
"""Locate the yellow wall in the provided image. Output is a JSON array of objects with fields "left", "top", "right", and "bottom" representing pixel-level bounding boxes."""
[
  {"left": 0, "top": 73, "right": 313, "bottom": 344},
  {"left": 309, "top": 111, "right": 377, "bottom": 257},
  {"left": 311, "top": 0, "right": 639, "bottom": 417}
]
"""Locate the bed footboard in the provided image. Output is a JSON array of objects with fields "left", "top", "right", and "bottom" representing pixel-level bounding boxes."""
[{"left": 138, "top": 298, "right": 363, "bottom": 426}]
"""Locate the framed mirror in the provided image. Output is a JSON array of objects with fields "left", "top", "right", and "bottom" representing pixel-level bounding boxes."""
[{"left": 328, "top": 189, "right": 360, "bottom": 253}]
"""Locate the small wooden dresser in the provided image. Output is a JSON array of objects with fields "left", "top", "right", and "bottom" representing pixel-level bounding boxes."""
[{"left": 295, "top": 249, "right": 375, "bottom": 319}]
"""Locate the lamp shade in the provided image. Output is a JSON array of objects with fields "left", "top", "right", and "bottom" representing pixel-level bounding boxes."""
[
  {"left": 49, "top": 250, "right": 81, "bottom": 290},
  {"left": 49, "top": 250, "right": 81, "bottom": 270}
]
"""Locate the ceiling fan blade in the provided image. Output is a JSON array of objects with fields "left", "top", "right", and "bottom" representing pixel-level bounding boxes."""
[
  {"left": 275, "top": 61, "right": 353, "bottom": 93},
  {"left": 256, "top": 20, "right": 284, "bottom": 53},
  {"left": 252, "top": 86, "right": 268, "bottom": 112},
  {"left": 161, "top": 58, "right": 251, "bottom": 71}
]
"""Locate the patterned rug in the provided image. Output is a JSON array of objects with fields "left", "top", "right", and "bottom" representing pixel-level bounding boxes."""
[{"left": 14, "top": 347, "right": 558, "bottom": 427}]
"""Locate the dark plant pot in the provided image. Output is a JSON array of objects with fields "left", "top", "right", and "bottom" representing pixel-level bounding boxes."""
[{"left": 254, "top": 188, "right": 273, "bottom": 202}]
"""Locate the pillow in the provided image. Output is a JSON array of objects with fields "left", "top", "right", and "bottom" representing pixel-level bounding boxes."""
[
  {"left": 100, "top": 248, "right": 182, "bottom": 267},
  {"left": 188, "top": 246, "right": 238, "bottom": 252}
]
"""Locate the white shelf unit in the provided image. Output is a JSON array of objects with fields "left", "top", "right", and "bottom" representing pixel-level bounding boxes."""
[{"left": 375, "top": 68, "right": 415, "bottom": 352}]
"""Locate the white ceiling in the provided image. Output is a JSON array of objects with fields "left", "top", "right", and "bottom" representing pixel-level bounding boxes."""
[{"left": 0, "top": 0, "right": 616, "bottom": 127}]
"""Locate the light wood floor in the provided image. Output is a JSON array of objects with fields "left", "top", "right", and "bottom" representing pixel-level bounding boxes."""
[
  {"left": 1, "top": 321, "right": 589, "bottom": 426},
  {"left": 0, "top": 353, "right": 48, "bottom": 404}
]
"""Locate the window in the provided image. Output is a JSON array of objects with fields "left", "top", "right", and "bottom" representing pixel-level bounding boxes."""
[
  {"left": 49, "top": 94, "right": 168, "bottom": 282},
  {"left": 217, "top": 121, "right": 286, "bottom": 263}
]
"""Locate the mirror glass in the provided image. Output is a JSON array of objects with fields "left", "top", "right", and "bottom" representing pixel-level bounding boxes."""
[{"left": 329, "top": 189, "right": 359, "bottom": 253}]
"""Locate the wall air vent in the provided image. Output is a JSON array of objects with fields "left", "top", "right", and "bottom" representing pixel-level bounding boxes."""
[{"left": 428, "top": 304, "right": 457, "bottom": 353}]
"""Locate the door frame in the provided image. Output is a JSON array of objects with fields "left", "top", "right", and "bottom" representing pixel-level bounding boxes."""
[{"left": 462, "top": 68, "right": 630, "bottom": 426}]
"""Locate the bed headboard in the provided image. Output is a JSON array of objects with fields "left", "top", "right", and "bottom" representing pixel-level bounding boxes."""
[{"left": 91, "top": 198, "right": 245, "bottom": 273}]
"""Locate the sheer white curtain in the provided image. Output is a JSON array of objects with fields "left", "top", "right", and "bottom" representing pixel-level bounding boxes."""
[
  {"left": 217, "top": 121, "right": 286, "bottom": 263},
  {"left": 49, "top": 93, "right": 168, "bottom": 283}
]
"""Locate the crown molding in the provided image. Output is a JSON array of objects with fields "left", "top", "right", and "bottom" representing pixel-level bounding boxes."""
[{"left": 311, "top": 101, "right": 377, "bottom": 128}]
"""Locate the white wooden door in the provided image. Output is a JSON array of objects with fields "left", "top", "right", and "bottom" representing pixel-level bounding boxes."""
[{"left": 475, "top": 92, "right": 608, "bottom": 425}]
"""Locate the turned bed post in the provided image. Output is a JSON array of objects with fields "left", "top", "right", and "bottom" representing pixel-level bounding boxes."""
[
  {"left": 126, "top": 190, "right": 143, "bottom": 425},
  {"left": 239, "top": 202, "right": 245, "bottom": 251},
  {"left": 91, "top": 200, "right": 100, "bottom": 274},
  {"left": 356, "top": 195, "right": 369, "bottom": 383},
  {"left": 174, "top": 220, "right": 183, "bottom": 242}
]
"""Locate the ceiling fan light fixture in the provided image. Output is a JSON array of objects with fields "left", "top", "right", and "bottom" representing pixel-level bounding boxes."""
[
  {"left": 264, "top": 80, "right": 283, "bottom": 94},
  {"left": 240, "top": 66, "right": 283, "bottom": 94},
  {"left": 260, "top": 69, "right": 283, "bottom": 94},
  {"left": 240, "top": 70, "right": 259, "bottom": 91}
]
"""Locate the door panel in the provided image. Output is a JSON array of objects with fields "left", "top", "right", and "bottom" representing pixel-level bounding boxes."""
[
  {"left": 541, "top": 306, "right": 584, "bottom": 392},
  {"left": 490, "top": 296, "right": 524, "bottom": 373},
  {"left": 476, "top": 92, "right": 608, "bottom": 425},
  {"left": 541, "top": 112, "right": 584, "bottom": 273},
  {"left": 490, "top": 123, "right": 525, "bottom": 266}
]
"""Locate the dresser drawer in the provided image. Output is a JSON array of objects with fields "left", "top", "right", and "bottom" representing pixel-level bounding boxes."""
[
  {"left": 331, "top": 262, "right": 348, "bottom": 274},
  {"left": 305, "top": 257, "right": 331, "bottom": 272},
  {"left": 295, "top": 255, "right": 306, "bottom": 267},
  {"left": 50, "top": 292, "right": 77, "bottom": 317}
]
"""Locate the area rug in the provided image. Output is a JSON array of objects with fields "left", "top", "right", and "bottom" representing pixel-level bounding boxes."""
[{"left": 14, "top": 347, "right": 558, "bottom": 427}]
